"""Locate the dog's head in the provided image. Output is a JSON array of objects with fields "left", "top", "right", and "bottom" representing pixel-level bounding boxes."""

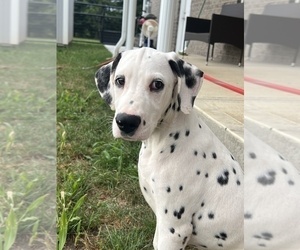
[{"left": 95, "top": 48, "right": 203, "bottom": 141}]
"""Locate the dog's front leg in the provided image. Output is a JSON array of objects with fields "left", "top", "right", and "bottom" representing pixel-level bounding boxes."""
[{"left": 154, "top": 218, "right": 192, "bottom": 250}]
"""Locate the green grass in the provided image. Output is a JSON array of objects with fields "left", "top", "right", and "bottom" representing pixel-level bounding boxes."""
[
  {"left": 57, "top": 40, "right": 155, "bottom": 249},
  {"left": 0, "top": 42, "right": 56, "bottom": 249}
]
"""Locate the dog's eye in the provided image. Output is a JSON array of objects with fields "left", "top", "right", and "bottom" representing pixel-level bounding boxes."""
[
  {"left": 150, "top": 80, "right": 164, "bottom": 92},
  {"left": 115, "top": 77, "right": 125, "bottom": 88}
]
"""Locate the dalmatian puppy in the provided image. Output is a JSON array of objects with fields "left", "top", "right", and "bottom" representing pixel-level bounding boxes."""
[
  {"left": 244, "top": 129, "right": 300, "bottom": 250},
  {"left": 95, "top": 48, "right": 243, "bottom": 250}
]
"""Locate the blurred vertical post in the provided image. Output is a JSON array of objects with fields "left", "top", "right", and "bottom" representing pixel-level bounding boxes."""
[{"left": 0, "top": 0, "right": 56, "bottom": 249}]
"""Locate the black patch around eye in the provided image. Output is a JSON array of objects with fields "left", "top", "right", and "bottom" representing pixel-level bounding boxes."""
[
  {"left": 112, "top": 53, "right": 122, "bottom": 72},
  {"left": 96, "top": 66, "right": 111, "bottom": 93}
]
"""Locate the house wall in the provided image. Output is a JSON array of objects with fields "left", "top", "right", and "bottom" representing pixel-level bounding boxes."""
[{"left": 150, "top": 0, "right": 300, "bottom": 65}]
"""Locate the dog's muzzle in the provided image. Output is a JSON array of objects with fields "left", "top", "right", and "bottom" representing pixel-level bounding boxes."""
[{"left": 115, "top": 113, "right": 141, "bottom": 136}]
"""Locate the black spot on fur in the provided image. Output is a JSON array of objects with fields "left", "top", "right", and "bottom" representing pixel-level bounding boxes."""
[
  {"left": 164, "top": 103, "right": 172, "bottom": 116},
  {"left": 179, "top": 185, "right": 183, "bottom": 191},
  {"left": 182, "top": 236, "right": 188, "bottom": 245},
  {"left": 212, "top": 152, "right": 217, "bottom": 159},
  {"left": 143, "top": 120, "right": 146, "bottom": 126},
  {"left": 199, "top": 124, "right": 202, "bottom": 129},
  {"left": 185, "top": 130, "right": 190, "bottom": 136},
  {"left": 244, "top": 213, "right": 252, "bottom": 219},
  {"left": 203, "top": 152, "right": 206, "bottom": 159},
  {"left": 261, "top": 232, "right": 273, "bottom": 240},
  {"left": 196, "top": 170, "right": 201, "bottom": 175},
  {"left": 198, "top": 215, "right": 202, "bottom": 220},
  {"left": 257, "top": 171, "right": 276, "bottom": 186},
  {"left": 143, "top": 187, "right": 147, "bottom": 192},
  {"left": 166, "top": 186, "right": 171, "bottom": 193},
  {"left": 165, "top": 209, "right": 168, "bottom": 214},
  {"left": 170, "top": 144, "right": 176, "bottom": 153},
  {"left": 220, "top": 232, "right": 227, "bottom": 240},
  {"left": 249, "top": 152, "right": 256, "bottom": 159},
  {"left": 237, "top": 180, "right": 241, "bottom": 185},
  {"left": 217, "top": 170, "right": 229, "bottom": 186},
  {"left": 231, "top": 154, "right": 235, "bottom": 161},
  {"left": 174, "top": 132, "right": 180, "bottom": 140},
  {"left": 258, "top": 243, "right": 266, "bottom": 247},
  {"left": 288, "top": 180, "right": 294, "bottom": 185},
  {"left": 112, "top": 53, "right": 122, "bottom": 72},
  {"left": 174, "top": 206, "right": 185, "bottom": 219},
  {"left": 279, "top": 154, "right": 285, "bottom": 160},
  {"left": 170, "top": 228, "right": 175, "bottom": 234},
  {"left": 282, "top": 168, "right": 288, "bottom": 174},
  {"left": 254, "top": 232, "right": 273, "bottom": 241},
  {"left": 194, "top": 150, "right": 198, "bottom": 156},
  {"left": 205, "top": 173, "right": 209, "bottom": 178},
  {"left": 208, "top": 212, "right": 214, "bottom": 219},
  {"left": 201, "top": 202, "right": 205, "bottom": 207}
]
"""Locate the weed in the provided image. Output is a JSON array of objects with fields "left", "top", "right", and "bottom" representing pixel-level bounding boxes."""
[{"left": 57, "top": 190, "right": 87, "bottom": 250}]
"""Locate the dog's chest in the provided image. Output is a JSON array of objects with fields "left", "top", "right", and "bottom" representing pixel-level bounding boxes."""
[{"left": 137, "top": 114, "right": 243, "bottom": 212}]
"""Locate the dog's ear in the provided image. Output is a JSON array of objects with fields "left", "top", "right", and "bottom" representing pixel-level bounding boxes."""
[
  {"left": 167, "top": 53, "right": 204, "bottom": 114},
  {"left": 94, "top": 53, "right": 122, "bottom": 110}
]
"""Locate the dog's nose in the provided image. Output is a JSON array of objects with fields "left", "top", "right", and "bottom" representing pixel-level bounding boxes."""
[{"left": 115, "top": 113, "right": 141, "bottom": 135}]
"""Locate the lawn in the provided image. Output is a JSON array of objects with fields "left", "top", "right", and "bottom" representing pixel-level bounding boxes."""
[
  {"left": 57, "top": 40, "right": 155, "bottom": 249},
  {"left": 0, "top": 42, "right": 56, "bottom": 249}
]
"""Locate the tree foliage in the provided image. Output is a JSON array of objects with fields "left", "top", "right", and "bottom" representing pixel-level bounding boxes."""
[
  {"left": 74, "top": 0, "right": 143, "bottom": 41},
  {"left": 27, "top": 0, "right": 143, "bottom": 41}
]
